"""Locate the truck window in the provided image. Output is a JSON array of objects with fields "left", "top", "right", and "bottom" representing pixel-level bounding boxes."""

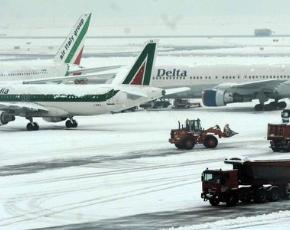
[{"left": 203, "top": 172, "right": 220, "bottom": 183}]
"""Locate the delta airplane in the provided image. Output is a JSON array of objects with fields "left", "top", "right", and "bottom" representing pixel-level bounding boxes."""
[
  {"left": 0, "top": 41, "right": 188, "bottom": 130},
  {"left": 150, "top": 64, "right": 290, "bottom": 111},
  {"left": 0, "top": 13, "right": 119, "bottom": 83}
]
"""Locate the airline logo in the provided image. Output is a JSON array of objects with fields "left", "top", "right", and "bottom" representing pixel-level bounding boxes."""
[
  {"left": 0, "top": 88, "right": 9, "bottom": 94},
  {"left": 157, "top": 68, "right": 187, "bottom": 77},
  {"left": 55, "top": 13, "right": 91, "bottom": 64},
  {"left": 122, "top": 42, "right": 156, "bottom": 86},
  {"left": 60, "top": 18, "right": 84, "bottom": 60}
]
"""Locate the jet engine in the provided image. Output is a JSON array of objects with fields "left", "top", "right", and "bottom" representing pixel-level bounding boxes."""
[
  {"left": 43, "top": 117, "right": 66, "bottom": 123},
  {"left": 0, "top": 112, "right": 15, "bottom": 125},
  {"left": 202, "top": 89, "right": 234, "bottom": 107},
  {"left": 202, "top": 89, "right": 253, "bottom": 107}
]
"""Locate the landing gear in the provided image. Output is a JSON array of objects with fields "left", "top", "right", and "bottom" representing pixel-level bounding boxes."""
[
  {"left": 65, "top": 118, "right": 78, "bottom": 128},
  {"left": 26, "top": 117, "right": 39, "bottom": 131},
  {"left": 255, "top": 101, "right": 287, "bottom": 111}
]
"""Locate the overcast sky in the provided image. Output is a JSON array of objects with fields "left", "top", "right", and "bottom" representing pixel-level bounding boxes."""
[{"left": 1, "top": 0, "right": 290, "bottom": 36}]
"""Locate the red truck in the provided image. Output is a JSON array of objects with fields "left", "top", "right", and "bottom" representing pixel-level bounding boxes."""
[
  {"left": 267, "top": 110, "right": 290, "bottom": 152},
  {"left": 201, "top": 159, "right": 290, "bottom": 206}
]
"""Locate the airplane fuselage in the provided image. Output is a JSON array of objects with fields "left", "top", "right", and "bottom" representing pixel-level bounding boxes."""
[
  {"left": 0, "top": 84, "right": 162, "bottom": 117},
  {"left": 151, "top": 64, "right": 290, "bottom": 98},
  {"left": 0, "top": 60, "right": 71, "bottom": 82}
]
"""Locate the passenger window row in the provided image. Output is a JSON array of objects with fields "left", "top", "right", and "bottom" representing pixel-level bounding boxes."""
[
  {"left": 0, "top": 71, "right": 46, "bottom": 77},
  {"left": 152, "top": 75, "right": 290, "bottom": 80}
]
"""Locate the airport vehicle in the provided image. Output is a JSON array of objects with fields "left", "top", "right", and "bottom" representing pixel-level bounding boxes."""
[
  {"left": 172, "top": 99, "right": 201, "bottom": 109},
  {"left": 0, "top": 13, "right": 119, "bottom": 83},
  {"left": 268, "top": 109, "right": 290, "bottom": 152},
  {"left": 140, "top": 99, "right": 171, "bottom": 109},
  {"left": 0, "top": 41, "right": 188, "bottom": 130},
  {"left": 201, "top": 159, "right": 290, "bottom": 207},
  {"left": 169, "top": 119, "right": 237, "bottom": 149}
]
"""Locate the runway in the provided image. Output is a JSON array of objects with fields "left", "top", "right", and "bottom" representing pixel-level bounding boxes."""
[{"left": 0, "top": 107, "right": 288, "bottom": 230}]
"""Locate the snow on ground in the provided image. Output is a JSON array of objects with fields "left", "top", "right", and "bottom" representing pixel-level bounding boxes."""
[
  {"left": 0, "top": 103, "right": 290, "bottom": 230},
  {"left": 1, "top": 37, "right": 290, "bottom": 229},
  {"left": 171, "top": 210, "right": 290, "bottom": 230}
]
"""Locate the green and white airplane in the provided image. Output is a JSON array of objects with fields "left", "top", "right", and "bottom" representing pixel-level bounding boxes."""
[
  {"left": 0, "top": 41, "right": 188, "bottom": 130},
  {"left": 0, "top": 13, "right": 119, "bottom": 83}
]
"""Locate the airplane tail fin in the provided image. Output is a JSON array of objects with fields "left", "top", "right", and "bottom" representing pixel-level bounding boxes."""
[
  {"left": 114, "top": 41, "right": 157, "bottom": 86},
  {"left": 54, "top": 13, "right": 91, "bottom": 65}
]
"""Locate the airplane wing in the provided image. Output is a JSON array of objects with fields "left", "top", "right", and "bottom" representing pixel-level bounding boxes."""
[
  {"left": 0, "top": 102, "right": 49, "bottom": 113},
  {"left": 164, "top": 87, "right": 191, "bottom": 95},
  {"left": 116, "top": 86, "right": 148, "bottom": 97},
  {"left": 23, "top": 73, "right": 115, "bottom": 84},
  {"left": 68, "top": 65, "right": 121, "bottom": 75},
  {"left": 220, "top": 79, "right": 286, "bottom": 91},
  {"left": 203, "top": 79, "right": 288, "bottom": 107}
]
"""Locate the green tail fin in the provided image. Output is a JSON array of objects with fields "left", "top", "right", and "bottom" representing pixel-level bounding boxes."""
[
  {"left": 122, "top": 41, "right": 156, "bottom": 86},
  {"left": 54, "top": 13, "right": 91, "bottom": 65}
]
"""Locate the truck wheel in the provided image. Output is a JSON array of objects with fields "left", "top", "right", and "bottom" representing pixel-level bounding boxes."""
[
  {"left": 183, "top": 138, "right": 195, "bottom": 150},
  {"left": 254, "top": 188, "right": 267, "bottom": 203},
  {"left": 175, "top": 144, "right": 184, "bottom": 149},
  {"left": 240, "top": 196, "right": 252, "bottom": 204},
  {"left": 226, "top": 193, "right": 238, "bottom": 207},
  {"left": 271, "top": 147, "right": 279, "bottom": 152},
  {"left": 204, "top": 135, "right": 218, "bottom": 148},
  {"left": 239, "top": 188, "right": 252, "bottom": 204},
  {"left": 267, "top": 186, "right": 280, "bottom": 202},
  {"left": 209, "top": 198, "right": 219, "bottom": 206}
]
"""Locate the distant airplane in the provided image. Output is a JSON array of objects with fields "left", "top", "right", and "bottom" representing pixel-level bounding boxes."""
[
  {"left": 0, "top": 13, "right": 119, "bottom": 83},
  {"left": 0, "top": 41, "right": 189, "bottom": 130},
  {"left": 90, "top": 59, "right": 290, "bottom": 111},
  {"left": 150, "top": 65, "right": 290, "bottom": 111}
]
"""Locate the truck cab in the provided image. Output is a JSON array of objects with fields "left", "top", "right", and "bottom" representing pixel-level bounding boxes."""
[
  {"left": 185, "top": 118, "right": 202, "bottom": 133},
  {"left": 201, "top": 169, "right": 239, "bottom": 206}
]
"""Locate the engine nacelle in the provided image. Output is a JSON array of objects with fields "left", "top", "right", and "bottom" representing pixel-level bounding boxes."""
[
  {"left": 0, "top": 112, "right": 15, "bottom": 126},
  {"left": 43, "top": 117, "right": 66, "bottom": 123},
  {"left": 202, "top": 89, "right": 234, "bottom": 107}
]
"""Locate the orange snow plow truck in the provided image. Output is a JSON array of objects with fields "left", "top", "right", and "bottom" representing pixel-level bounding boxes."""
[{"left": 169, "top": 118, "right": 237, "bottom": 150}]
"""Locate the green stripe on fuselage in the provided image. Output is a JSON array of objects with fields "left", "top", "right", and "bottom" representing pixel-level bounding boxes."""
[
  {"left": 65, "top": 14, "right": 91, "bottom": 64},
  {"left": 0, "top": 90, "right": 119, "bottom": 103}
]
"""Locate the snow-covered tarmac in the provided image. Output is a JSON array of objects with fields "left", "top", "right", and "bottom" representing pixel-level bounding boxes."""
[
  {"left": 1, "top": 104, "right": 290, "bottom": 230},
  {"left": 2, "top": 36, "right": 290, "bottom": 229}
]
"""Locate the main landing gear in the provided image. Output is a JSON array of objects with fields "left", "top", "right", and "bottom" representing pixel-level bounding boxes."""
[
  {"left": 65, "top": 118, "right": 78, "bottom": 128},
  {"left": 26, "top": 117, "right": 39, "bottom": 131},
  {"left": 255, "top": 101, "right": 287, "bottom": 111}
]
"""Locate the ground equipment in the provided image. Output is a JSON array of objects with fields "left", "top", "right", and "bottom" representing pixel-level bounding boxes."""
[
  {"left": 201, "top": 158, "right": 290, "bottom": 207},
  {"left": 268, "top": 109, "right": 290, "bottom": 152},
  {"left": 169, "top": 119, "right": 237, "bottom": 150},
  {"left": 173, "top": 99, "right": 201, "bottom": 109}
]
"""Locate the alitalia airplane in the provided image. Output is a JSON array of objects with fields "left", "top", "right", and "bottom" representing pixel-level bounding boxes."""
[
  {"left": 0, "top": 41, "right": 188, "bottom": 131},
  {"left": 148, "top": 64, "right": 290, "bottom": 111},
  {"left": 0, "top": 13, "right": 119, "bottom": 83}
]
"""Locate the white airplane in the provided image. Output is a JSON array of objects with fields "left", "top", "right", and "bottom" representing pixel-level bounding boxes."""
[
  {"left": 0, "top": 41, "right": 188, "bottom": 131},
  {"left": 0, "top": 13, "right": 119, "bottom": 83},
  {"left": 148, "top": 64, "right": 290, "bottom": 111}
]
